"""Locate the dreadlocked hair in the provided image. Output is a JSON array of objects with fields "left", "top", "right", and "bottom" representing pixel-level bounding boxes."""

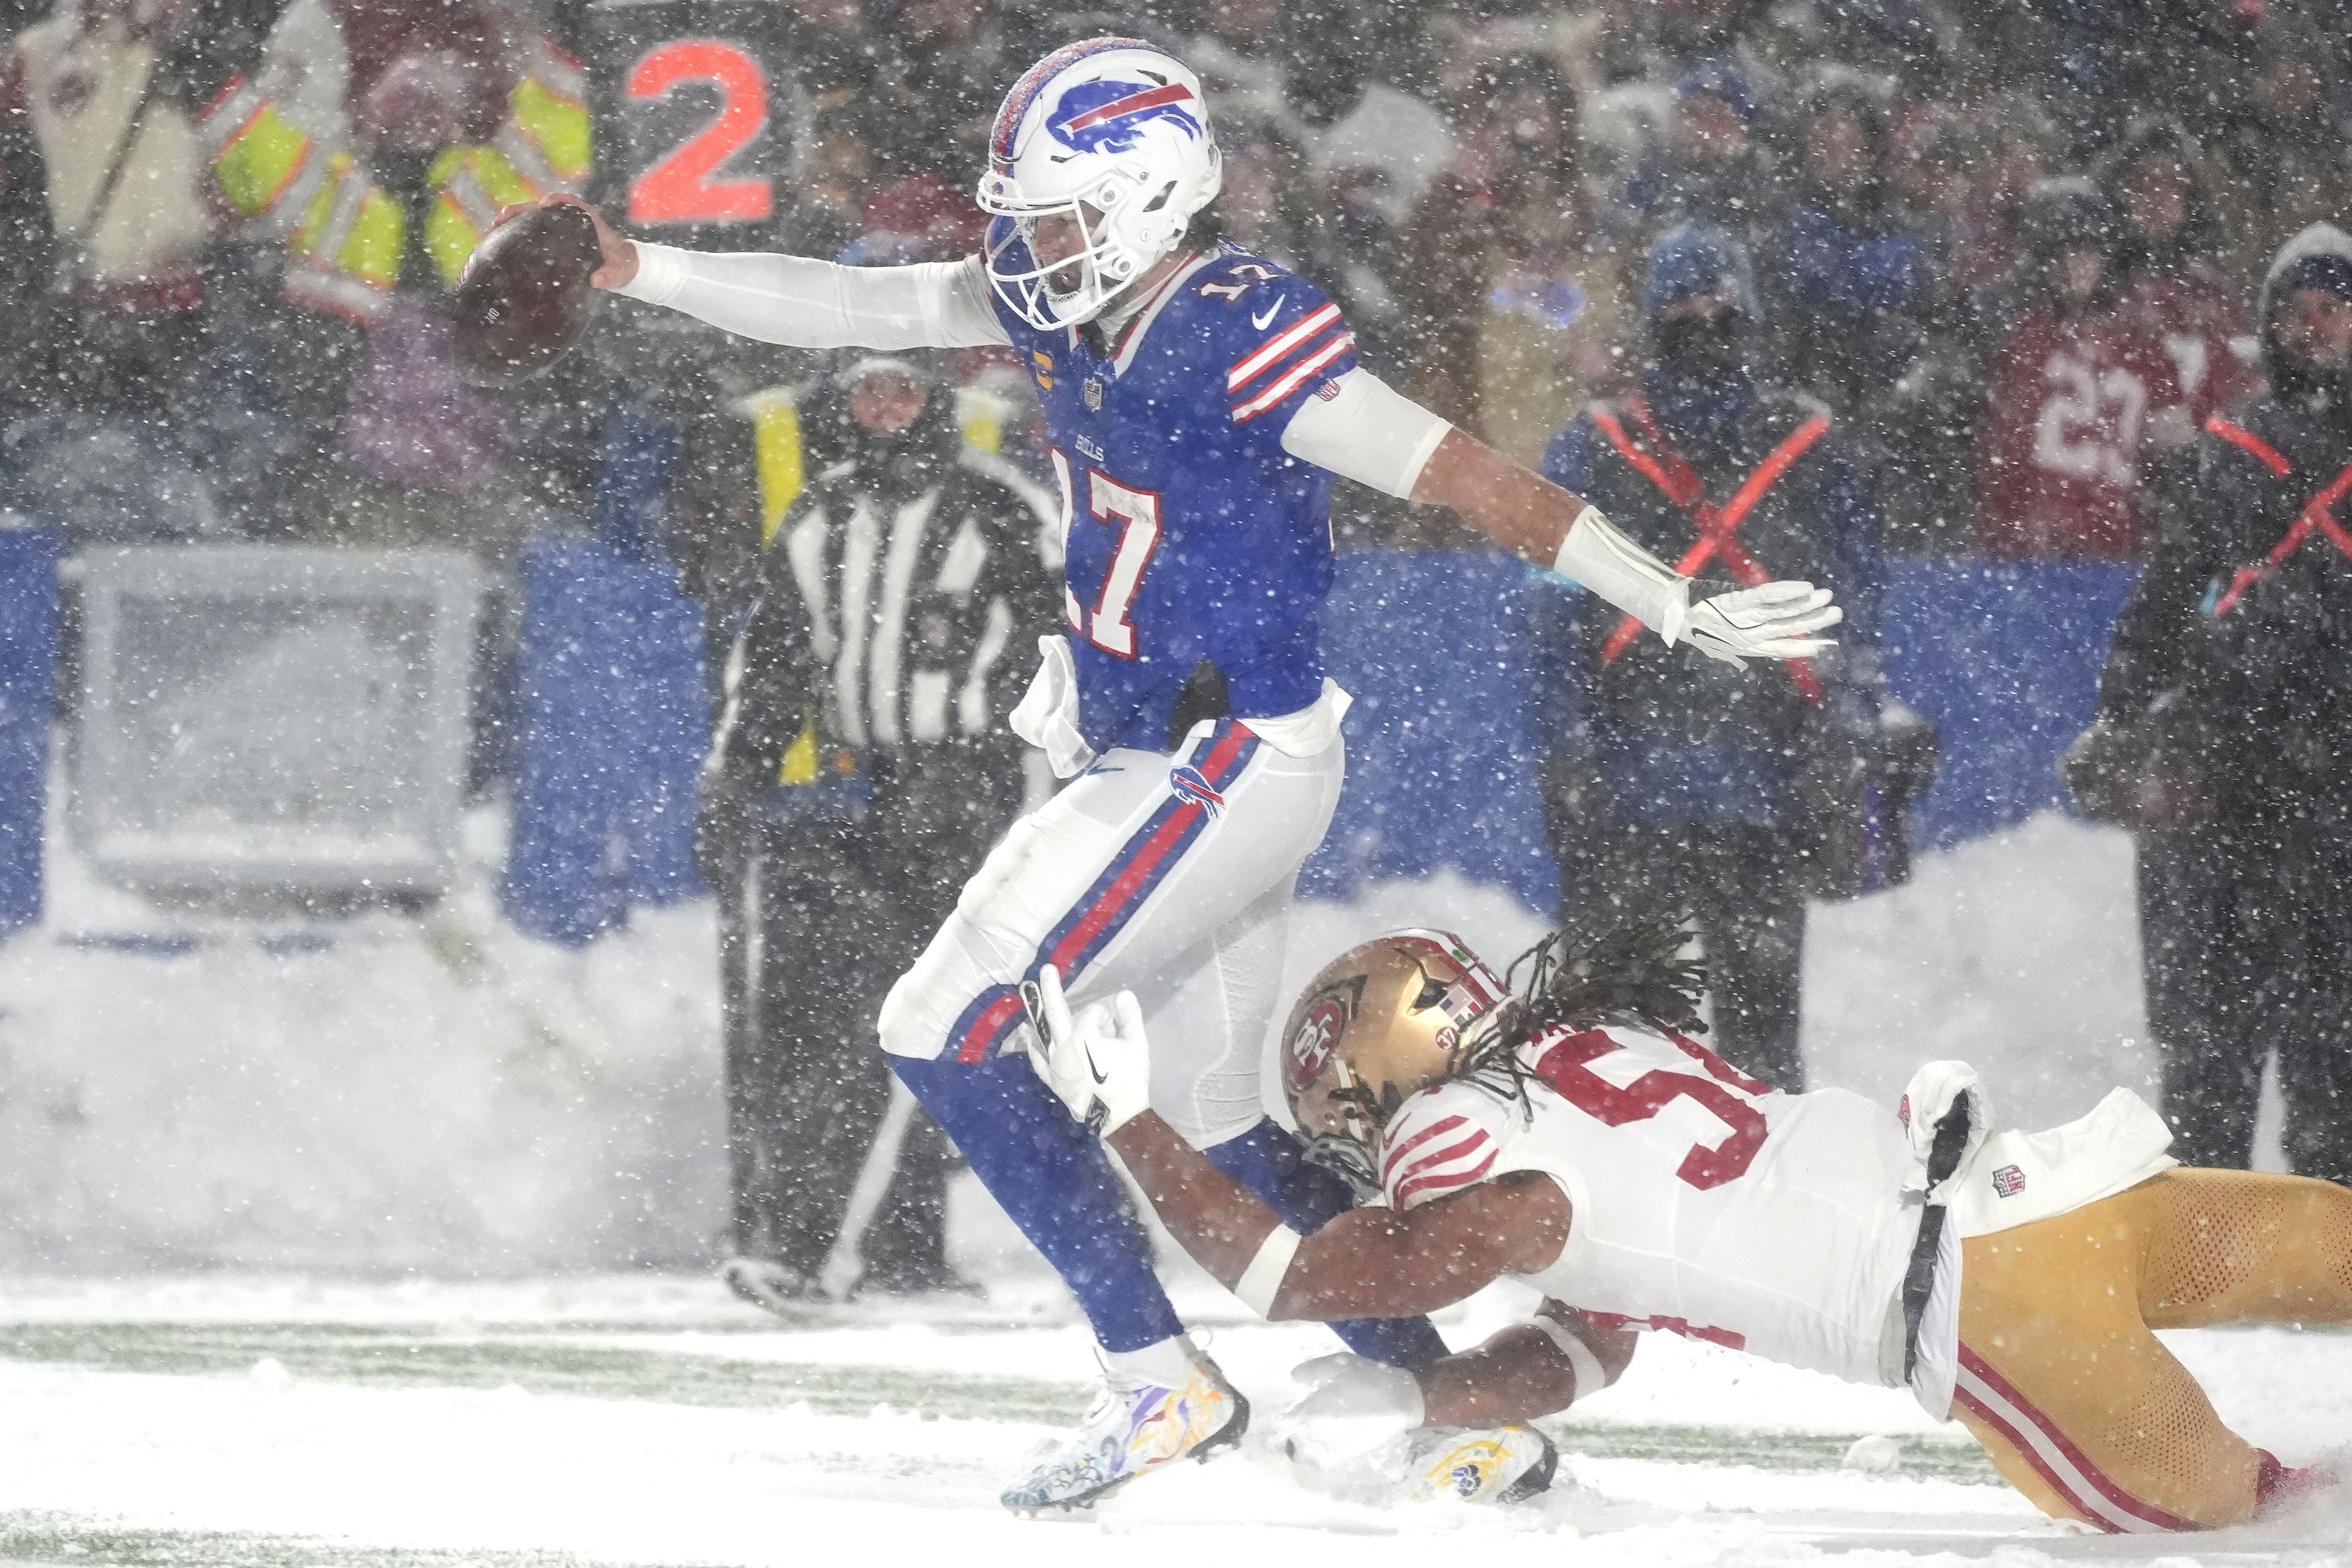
[{"left": 1456, "top": 911, "right": 1709, "bottom": 1107}]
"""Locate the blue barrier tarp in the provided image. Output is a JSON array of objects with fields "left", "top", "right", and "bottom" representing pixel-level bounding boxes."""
[
  {"left": 502, "top": 535, "right": 706, "bottom": 947},
  {"left": 0, "top": 527, "right": 61, "bottom": 940},
  {"left": 500, "top": 545, "right": 2141, "bottom": 940},
  {"left": 1880, "top": 560, "right": 2138, "bottom": 850},
  {"left": 1299, "top": 551, "right": 1558, "bottom": 914}
]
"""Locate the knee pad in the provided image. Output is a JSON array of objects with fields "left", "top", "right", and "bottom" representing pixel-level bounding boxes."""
[{"left": 878, "top": 923, "right": 980, "bottom": 1061}]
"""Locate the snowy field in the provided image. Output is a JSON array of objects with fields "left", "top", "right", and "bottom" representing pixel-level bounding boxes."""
[
  {"left": 3, "top": 806, "right": 2343, "bottom": 1563},
  {"left": 0, "top": 1271, "right": 2347, "bottom": 1566}
]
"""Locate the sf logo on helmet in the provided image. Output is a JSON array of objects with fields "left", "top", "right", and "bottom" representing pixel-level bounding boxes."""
[
  {"left": 1285, "top": 996, "right": 1346, "bottom": 1095},
  {"left": 1047, "top": 77, "right": 1204, "bottom": 154}
]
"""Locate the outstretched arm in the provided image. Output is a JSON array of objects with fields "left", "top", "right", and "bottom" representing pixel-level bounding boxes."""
[
  {"left": 502, "top": 193, "right": 1012, "bottom": 351},
  {"left": 1280, "top": 371, "right": 1841, "bottom": 663},
  {"left": 1107, "top": 1107, "right": 1571, "bottom": 1320},
  {"left": 1288, "top": 1300, "right": 1638, "bottom": 1447},
  {"left": 1419, "top": 1302, "right": 1638, "bottom": 1425}
]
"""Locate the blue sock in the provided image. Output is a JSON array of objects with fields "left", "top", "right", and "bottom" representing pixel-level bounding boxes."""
[
  {"left": 890, "top": 1052, "right": 1184, "bottom": 1354},
  {"left": 1204, "top": 1118, "right": 1449, "bottom": 1369}
]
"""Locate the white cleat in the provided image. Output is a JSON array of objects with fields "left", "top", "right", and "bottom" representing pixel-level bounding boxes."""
[
  {"left": 1395, "top": 1423, "right": 1560, "bottom": 1503},
  {"left": 1000, "top": 1352, "right": 1249, "bottom": 1512},
  {"left": 1288, "top": 1422, "right": 1562, "bottom": 1505}
]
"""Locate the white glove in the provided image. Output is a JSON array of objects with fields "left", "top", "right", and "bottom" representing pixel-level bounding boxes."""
[
  {"left": 1898, "top": 1059, "right": 1992, "bottom": 1204},
  {"left": 1019, "top": 964, "right": 1150, "bottom": 1136},
  {"left": 1008, "top": 636, "right": 1096, "bottom": 778},
  {"left": 1276, "top": 1352, "right": 1427, "bottom": 1469},
  {"left": 1684, "top": 581, "right": 1843, "bottom": 668}
]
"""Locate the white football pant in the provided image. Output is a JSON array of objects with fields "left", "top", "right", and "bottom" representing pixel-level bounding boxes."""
[{"left": 878, "top": 717, "right": 1343, "bottom": 1148}]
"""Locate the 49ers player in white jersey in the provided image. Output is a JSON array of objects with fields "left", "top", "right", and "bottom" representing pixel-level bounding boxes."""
[{"left": 1023, "top": 917, "right": 2352, "bottom": 1530}]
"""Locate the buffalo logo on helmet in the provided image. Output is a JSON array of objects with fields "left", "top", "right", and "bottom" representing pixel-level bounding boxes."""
[
  {"left": 1285, "top": 995, "right": 1347, "bottom": 1095},
  {"left": 1047, "top": 76, "right": 1204, "bottom": 155},
  {"left": 1168, "top": 764, "right": 1225, "bottom": 817}
]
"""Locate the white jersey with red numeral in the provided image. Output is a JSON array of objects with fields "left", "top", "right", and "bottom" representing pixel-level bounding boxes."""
[{"left": 1380, "top": 1018, "right": 1919, "bottom": 1387}]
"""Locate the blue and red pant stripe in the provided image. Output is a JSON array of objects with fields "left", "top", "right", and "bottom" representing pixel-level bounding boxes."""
[{"left": 948, "top": 721, "right": 1261, "bottom": 1064}]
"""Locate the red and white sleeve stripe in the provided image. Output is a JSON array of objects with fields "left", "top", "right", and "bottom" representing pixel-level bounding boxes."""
[
  {"left": 1227, "top": 303, "right": 1354, "bottom": 424},
  {"left": 1381, "top": 1112, "right": 1499, "bottom": 1210}
]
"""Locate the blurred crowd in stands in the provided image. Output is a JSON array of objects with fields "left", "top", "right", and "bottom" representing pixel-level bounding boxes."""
[{"left": 0, "top": 0, "right": 2346, "bottom": 567}]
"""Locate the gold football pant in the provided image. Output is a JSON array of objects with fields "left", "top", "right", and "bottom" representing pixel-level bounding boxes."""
[{"left": 1953, "top": 1168, "right": 2352, "bottom": 1531}]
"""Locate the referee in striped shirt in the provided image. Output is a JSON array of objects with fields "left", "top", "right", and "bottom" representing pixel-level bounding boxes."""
[{"left": 703, "top": 353, "right": 1061, "bottom": 1309}]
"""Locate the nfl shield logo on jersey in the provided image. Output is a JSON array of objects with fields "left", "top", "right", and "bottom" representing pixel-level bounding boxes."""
[
  {"left": 1084, "top": 377, "right": 1104, "bottom": 410},
  {"left": 1169, "top": 763, "right": 1224, "bottom": 818},
  {"left": 1992, "top": 1164, "right": 2028, "bottom": 1198}
]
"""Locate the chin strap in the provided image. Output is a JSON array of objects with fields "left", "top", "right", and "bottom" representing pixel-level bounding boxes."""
[{"left": 1550, "top": 505, "right": 1692, "bottom": 647}]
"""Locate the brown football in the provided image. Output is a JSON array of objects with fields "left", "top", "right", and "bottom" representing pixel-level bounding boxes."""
[{"left": 452, "top": 203, "right": 606, "bottom": 388}]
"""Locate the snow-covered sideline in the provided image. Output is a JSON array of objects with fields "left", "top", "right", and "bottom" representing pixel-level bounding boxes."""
[
  {"left": 0, "top": 803, "right": 2188, "bottom": 1274},
  {"left": 0, "top": 1275, "right": 2344, "bottom": 1567},
  {"left": 0, "top": 803, "right": 728, "bottom": 1274}
]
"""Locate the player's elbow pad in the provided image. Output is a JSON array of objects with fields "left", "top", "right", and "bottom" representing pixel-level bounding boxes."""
[{"left": 1279, "top": 369, "right": 1453, "bottom": 499}]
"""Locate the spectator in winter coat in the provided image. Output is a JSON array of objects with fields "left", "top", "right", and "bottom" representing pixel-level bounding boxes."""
[
  {"left": 1764, "top": 72, "right": 1939, "bottom": 418},
  {"left": 1397, "top": 53, "right": 1634, "bottom": 477},
  {"left": 1972, "top": 177, "right": 2188, "bottom": 561},
  {"left": 2207, "top": 18, "right": 2352, "bottom": 290},
  {"left": 1618, "top": 59, "right": 1778, "bottom": 255},
  {"left": 2101, "top": 116, "right": 2262, "bottom": 436},
  {"left": 698, "top": 353, "right": 1062, "bottom": 1308},
  {"left": 1532, "top": 224, "right": 1889, "bottom": 1093},
  {"left": 2069, "top": 222, "right": 2352, "bottom": 1187},
  {"left": 0, "top": 0, "right": 222, "bottom": 422},
  {"left": 1943, "top": 96, "right": 2059, "bottom": 295}
]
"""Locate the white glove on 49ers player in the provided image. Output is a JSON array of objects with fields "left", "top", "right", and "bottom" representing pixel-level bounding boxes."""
[
  {"left": 1898, "top": 1059, "right": 1992, "bottom": 1204},
  {"left": 1276, "top": 1352, "right": 1427, "bottom": 1469},
  {"left": 1020, "top": 965, "right": 1150, "bottom": 1136}
]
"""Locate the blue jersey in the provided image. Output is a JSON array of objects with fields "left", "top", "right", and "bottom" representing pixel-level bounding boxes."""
[{"left": 987, "top": 227, "right": 1360, "bottom": 753}]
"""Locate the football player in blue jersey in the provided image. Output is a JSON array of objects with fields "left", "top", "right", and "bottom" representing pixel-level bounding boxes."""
[{"left": 522, "top": 37, "right": 1839, "bottom": 1511}]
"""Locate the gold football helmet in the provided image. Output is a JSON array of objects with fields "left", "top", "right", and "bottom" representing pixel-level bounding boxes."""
[{"left": 1279, "top": 929, "right": 1509, "bottom": 1196}]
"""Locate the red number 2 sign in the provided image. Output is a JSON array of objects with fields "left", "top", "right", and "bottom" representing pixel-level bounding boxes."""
[{"left": 626, "top": 40, "right": 772, "bottom": 225}]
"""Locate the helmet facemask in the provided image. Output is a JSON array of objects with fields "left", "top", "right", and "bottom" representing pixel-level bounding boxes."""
[
  {"left": 1280, "top": 932, "right": 1509, "bottom": 1203},
  {"left": 976, "top": 39, "right": 1223, "bottom": 331},
  {"left": 978, "top": 168, "right": 1176, "bottom": 330}
]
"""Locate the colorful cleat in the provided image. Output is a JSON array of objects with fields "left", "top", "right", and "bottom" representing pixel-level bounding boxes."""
[
  {"left": 1396, "top": 1424, "right": 1561, "bottom": 1504},
  {"left": 1001, "top": 1352, "right": 1249, "bottom": 1511}
]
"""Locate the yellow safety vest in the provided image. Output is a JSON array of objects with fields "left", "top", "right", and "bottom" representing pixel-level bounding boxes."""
[
  {"left": 198, "top": 72, "right": 401, "bottom": 325},
  {"left": 200, "top": 33, "right": 591, "bottom": 318},
  {"left": 424, "top": 38, "right": 592, "bottom": 287}
]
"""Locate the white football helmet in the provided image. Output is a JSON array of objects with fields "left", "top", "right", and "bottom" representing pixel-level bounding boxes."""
[{"left": 977, "top": 37, "right": 1223, "bottom": 331}]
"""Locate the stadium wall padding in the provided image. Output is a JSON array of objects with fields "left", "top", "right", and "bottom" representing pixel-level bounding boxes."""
[
  {"left": 500, "top": 543, "right": 2141, "bottom": 943},
  {"left": 0, "top": 527, "right": 61, "bottom": 940},
  {"left": 500, "top": 535, "right": 706, "bottom": 948}
]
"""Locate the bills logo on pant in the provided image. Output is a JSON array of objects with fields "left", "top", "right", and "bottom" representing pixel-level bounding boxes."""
[{"left": 1168, "top": 764, "right": 1225, "bottom": 818}]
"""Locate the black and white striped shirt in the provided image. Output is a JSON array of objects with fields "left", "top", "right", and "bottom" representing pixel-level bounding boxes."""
[{"left": 712, "top": 435, "right": 1061, "bottom": 785}]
